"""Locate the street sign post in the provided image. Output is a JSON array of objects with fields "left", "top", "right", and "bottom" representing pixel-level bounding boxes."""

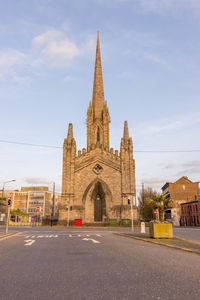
[
  {"left": 154, "top": 209, "right": 159, "bottom": 221},
  {"left": 36, "top": 207, "right": 40, "bottom": 226},
  {"left": 6, "top": 197, "right": 12, "bottom": 234}
]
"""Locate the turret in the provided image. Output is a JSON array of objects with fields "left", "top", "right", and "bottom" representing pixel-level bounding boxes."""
[
  {"left": 62, "top": 123, "right": 76, "bottom": 206},
  {"left": 120, "top": 121, "right": 135, "bottom": 203}
]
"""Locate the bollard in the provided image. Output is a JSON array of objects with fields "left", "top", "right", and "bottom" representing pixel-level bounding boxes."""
[{"left": 141, "top": 222, "right": 146, "bottom": 233}]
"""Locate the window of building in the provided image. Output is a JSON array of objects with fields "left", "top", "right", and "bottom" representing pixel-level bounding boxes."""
[{"left": 97, "top": 127, "right": 100, "bottom": 142}]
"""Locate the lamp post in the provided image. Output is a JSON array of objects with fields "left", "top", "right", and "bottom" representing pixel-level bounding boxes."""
[
  {"left": 130, "top": 195, "right": 136, "bottom": 232},
  {"left": 2, "top": 180, "right": 16, "bottom": 234},
  {"left": 52, "top": 182, "right": 55, "bottom": 217},
  {"left": 51, "top": 182, "right": 55, "bottom": 227},
  {"left": 197, "top": 182, "right": 200, "bottom": 214}
]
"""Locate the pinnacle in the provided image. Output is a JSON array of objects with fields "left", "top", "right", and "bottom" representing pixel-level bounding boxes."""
[
  {"left": 123, "top": 121, "right": 129, "bottom": 140},
  {"left": 67, "top": 123, "right": 73, "bottom": 140}
]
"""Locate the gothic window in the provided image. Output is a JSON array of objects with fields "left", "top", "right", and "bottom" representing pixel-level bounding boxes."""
[{"left": 97, "top": 127, "right": 100, "bottom": 142}]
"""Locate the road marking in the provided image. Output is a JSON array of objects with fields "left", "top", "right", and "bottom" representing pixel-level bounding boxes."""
[
  {"left": 82, "top": 238, "right": 100, "bottom": 244},
  {"left": 24, "top": 239, "right": 35, "bottom": 246}
]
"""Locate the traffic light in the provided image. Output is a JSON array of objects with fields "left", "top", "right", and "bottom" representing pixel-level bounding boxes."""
[
  {"left": 128, "top": 198, "right": 131, "bottom": 205},
  {"left": 66, "top": 206, "right": 72, "bottom": 211},
  {"left": 8, "top": 197, "right": 12, "bottom": 206}
]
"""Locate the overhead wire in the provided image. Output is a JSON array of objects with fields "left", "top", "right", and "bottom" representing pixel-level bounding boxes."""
[{"left": 0, "top": 139, "right": 200, "bottom": 153}]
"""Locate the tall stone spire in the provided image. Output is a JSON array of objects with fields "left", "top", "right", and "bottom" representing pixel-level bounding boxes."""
[{"left": 92, "top": 31, "right": 105, "bottom": 119}]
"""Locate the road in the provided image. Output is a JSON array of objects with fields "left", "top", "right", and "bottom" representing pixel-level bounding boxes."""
[{"left": 0, "top": 227, "right": 200, "bottom": 300}]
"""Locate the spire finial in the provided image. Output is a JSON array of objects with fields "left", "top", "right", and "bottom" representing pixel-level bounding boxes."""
[
  {"left": 92, "top": 31, "right": 105, "bottom": 118},
  {"left": 123, "top": 121, "right": 129, "bottom": 140},
  {"left": 67, "top": 123, "right": 73, "bottom": 140}
]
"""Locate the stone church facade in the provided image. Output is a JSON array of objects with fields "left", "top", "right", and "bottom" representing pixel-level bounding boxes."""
[{"left": 59, "top": 33, "right": 137, "bottom": 224}]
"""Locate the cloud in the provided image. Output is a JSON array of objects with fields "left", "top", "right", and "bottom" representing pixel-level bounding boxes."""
[
  {"left": 137, "top": 0, "right": 200, "bottom": 14},
  {"left": 0, "top": 29, "right": 83, "bottom": 83},
  {"left": 136, "top": 120, "right": 182, "bottom": 137},
  {"left": 164, "top": 163, "right": 177, "bottom": 169},
  {"left": 0, "top": 49, "right": 27, "bottom": 82},
  {"left": 138, "top": 177, "right": 166, "bottom": 189},
  {"left": 180, "top": 160, "right": 200, "bottom": 175},
  {"left": 136, "top": 112, "right": 200, "bottom": 138},
  {"left": 32, "top": 29, "right": 80, "bottom": 67},
  {"left": 91, "top": 0, "right": 200, "bottom": 14},
  {"left": 64, "top": 75, "right": 74, "bottom": 82},
  {"left": 24, "top": 176, "right": 53, "bottom": 185}
]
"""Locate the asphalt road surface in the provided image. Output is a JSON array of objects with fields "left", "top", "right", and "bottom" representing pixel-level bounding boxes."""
[{"left": 0, "top": 227, "right": 200, "bottom": 300}]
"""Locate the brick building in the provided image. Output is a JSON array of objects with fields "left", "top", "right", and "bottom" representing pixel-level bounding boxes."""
[
  {"left": 181, "top": 200, "right": 200, "bottom": 226},
  {"left": 60, "top": 32, "right": 137, "bottom": 224},
  {"left": 162, "top": 176, "right": 199, "bottom": 226}
]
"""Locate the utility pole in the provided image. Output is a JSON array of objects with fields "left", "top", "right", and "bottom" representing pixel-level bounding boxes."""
[
  {"left": 130, "top": 195, "right": 135, "bottom": 232},
  {"left": 52, "top": 182, "right": 55, "bottom": 217},
  {"left": 51, "top": 182, "right": 55, "bottom": 227},
  {"left": 197, "top": 182, "right": 200, "bottom": 214},
  {"left": 67, "top": 202, "right": 70, "bottom": 227},
  {"left": 142, "top": 182, "right": 144, "bottom": 206}
]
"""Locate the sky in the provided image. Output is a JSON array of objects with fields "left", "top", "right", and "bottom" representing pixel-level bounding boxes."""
[{"left": 0, "top": 0, "right": 200, "bottom": 196}]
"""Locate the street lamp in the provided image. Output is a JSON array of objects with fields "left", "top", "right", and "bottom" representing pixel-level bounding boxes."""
[
  {"left": 51, "top": 182, "right": 55, "bottom": 227},
  {"left": 2, "top": 179, "right": 16, "bottom": 200},
  {"left": 1, "top": 179, "right": 16, "bottom": 234}
]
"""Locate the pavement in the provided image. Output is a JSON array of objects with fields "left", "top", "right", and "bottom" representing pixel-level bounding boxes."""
[
  {"left": 115, "top": 231, "right": 200, "bottom": 255},
  {"left": 0, "top": 230, "right": 20, "bottom": 239}
]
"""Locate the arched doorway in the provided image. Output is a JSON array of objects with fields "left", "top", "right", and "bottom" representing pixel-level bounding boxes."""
[
  {"left": 82, "top": 179, "right": 112, "bottom": 223},
  {"left": 92, "top": 182, "right": 106, "bottom": 221}
]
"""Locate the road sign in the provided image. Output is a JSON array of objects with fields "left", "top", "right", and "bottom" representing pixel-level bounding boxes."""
[{"left": 36, "top": 207, "right": 40, "bottom": 212}]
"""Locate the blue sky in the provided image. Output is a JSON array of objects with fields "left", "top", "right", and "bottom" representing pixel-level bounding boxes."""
[{"left": 0, "top": 0, "right": 200, "bottom": 195}]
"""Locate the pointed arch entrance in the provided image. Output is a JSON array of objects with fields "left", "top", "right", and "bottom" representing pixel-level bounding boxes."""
[
  {"left": 92, "top": 182, "right": 106, "bottom": 221},
  {"left": 82, "top": 179, "right": 112, "bottom": 223}
]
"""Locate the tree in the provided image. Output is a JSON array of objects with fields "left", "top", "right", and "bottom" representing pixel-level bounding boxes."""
[
  {"left": 138, "top": 188, "right": 173, "bottom": 221},
  {"left": 147, "top": 193, "right": 173, "bottom": 221},
  {"left": 0, "top": 197, "right": 7, "bottom": 213},
  {"left": 138, "top": 187, "right": 158, "bottom": 221},
  {"left": 10, "top": 209, "right": 28, "bottom": 216}
]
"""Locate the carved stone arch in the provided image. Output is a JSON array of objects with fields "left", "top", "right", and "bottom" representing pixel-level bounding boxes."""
[{"left": 82, "top": 178, "right": 112, "bottom": 223}]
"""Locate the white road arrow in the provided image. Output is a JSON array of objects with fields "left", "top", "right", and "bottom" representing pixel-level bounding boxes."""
[
  {"left": 82, "top": 238, "right": 100, "bottom": 244},
  {"left": 24, "top": 239, "right": 35, "bottom": 246}
]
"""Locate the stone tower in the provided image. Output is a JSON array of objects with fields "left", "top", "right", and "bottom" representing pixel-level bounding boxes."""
[{"left": 60, "top": 32, "right": 137, "bottom": 224}]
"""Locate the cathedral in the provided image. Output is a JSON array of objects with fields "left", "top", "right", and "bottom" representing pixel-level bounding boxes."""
[{"left": 59, "top": 32, "right": 137, "bottom": 224}]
